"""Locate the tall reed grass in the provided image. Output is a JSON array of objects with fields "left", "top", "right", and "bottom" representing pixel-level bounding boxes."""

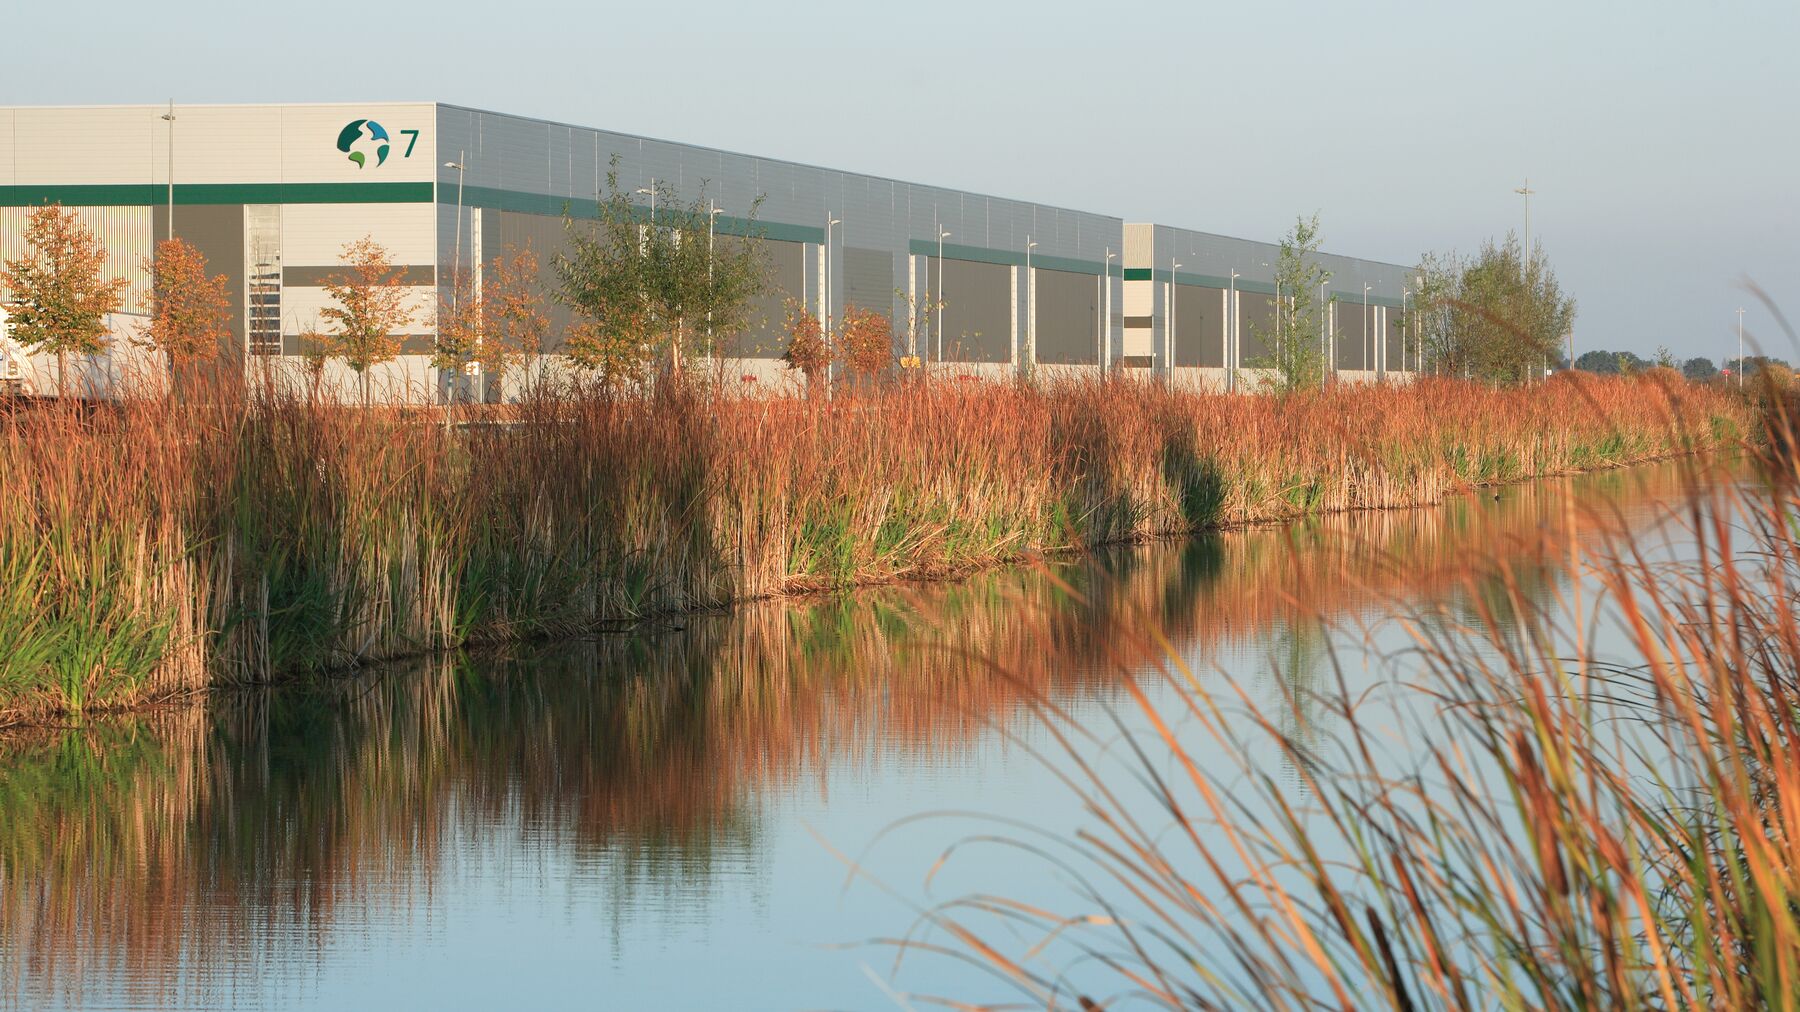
[
  {"left": 0, "top": 372, "right": 1750, "bottom": 719},
  {"left": 886, "top": 395, "right": 1800, "bottom": 1009}
]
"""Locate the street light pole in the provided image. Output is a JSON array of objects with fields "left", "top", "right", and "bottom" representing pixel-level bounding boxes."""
[
  {"left": 1169, "top": 260, "right": 1183, "bottom": 385},
  {"left": 1515, "top": 178, "right": 1534, "bottom": 267},
  {"left": 1024, "top": 237, "right": 1038, "bottom": 378},
  {"left": 444, "top": 155, "right": 466, "bottom": 307},
  {"left": 1353, "top": 279, "right": 1368, "bottom": 374},
  {"left": 1228, "top": 269, "right": 1241, "bottom": 392},
  {"left": 937, "top": 228, "right": 951, "bottom": 364},
  {"left": 1737, "top": 307, "right": 1746, "bottom": 388},
  {"left": 1094, "top": 248, "right": 1108, "bottom": 370},
  {"left": 1401, "top": 285, "right": 1410, "bottom": 378},
  {"left": 160, "top": 100, "right": 176, "bottom": 242},
  {"left": 708, "top": 202, "right": 724, "bottom": 356},
  {"left": 1319, "top": 278, "right": 1331, "bottom": 389},
  {"left": 636, "top": 178, "right": 657, "bottom": 223},
  {"left": 1261, "top": 261, "right": 1276, "bottom": 368},
  {"left": 825, "top": 215, "right": 841, "bottom": 382}
]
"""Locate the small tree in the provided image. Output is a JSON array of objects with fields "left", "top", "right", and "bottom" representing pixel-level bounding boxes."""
[
  {"left": 1453, "top": 234, "right": 1575, "bottom": 385},
  {"left": 1249, "top": 214, "right": 1331, "bottom": 392},
  {"left": 782, "top": 298, "right": 828, "bottom": 389},
  {"left": 894, "top": 286, "right": 942, "bottom": 377},
  {"left": 837, "top": 305, "right": 893, "bottom": 389},
  {"left": 1412, "top": 251, "right": 1462, "bottom": 376},
  {"left": 0, "top": 203, "right": 129, "bottom": 395},
  {"left": 433, "top": 266, "right": 482, "bottom": 418},
  {"left": 557, "top": 157, "right": 769, "bottom": 384},
  {"left": 295, "top": 325, "right": 332, "bottom": 404},
  {"left": 565, "top": 312, "right": 654, "bottom": 392},
  {"left": 484, "top": 243, "right": 550, "bottom": 397},
  {"left": 141, "top": 237, "right": 231, "bottom": 381},
  {"left": 321, "top": 235, "right": 414, "bottom": 406}
]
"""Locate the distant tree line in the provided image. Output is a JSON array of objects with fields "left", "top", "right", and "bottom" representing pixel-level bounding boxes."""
[{"left": 1569, "top": 348, "right": 1788, "bottom": 383}]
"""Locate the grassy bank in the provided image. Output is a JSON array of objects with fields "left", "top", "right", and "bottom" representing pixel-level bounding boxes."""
[{"left": 0, "top": 373, "right": 1750, "bottom": 719}]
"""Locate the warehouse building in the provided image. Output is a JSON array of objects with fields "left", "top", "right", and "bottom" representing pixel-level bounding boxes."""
[{"left": 0, "top": 102, "right": 1417, "bottom": 400}]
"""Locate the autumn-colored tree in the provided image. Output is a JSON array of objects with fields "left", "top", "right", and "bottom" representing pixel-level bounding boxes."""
[
  {"left": 321, "top": 235, "right": 414, "bottom": 406},
  {"left": 295, "top": 326, "right": 332, "bottom": 404},
  {"left": 483, "top": 244, "right": 550, "bottom": 396},
  {"left": 0, "top": 203, "right": 129, "bottom": 395},
  {"left": 781, "top": 298, "right": 828, "bottom": 389},
  {"left": 142, "top": 237, "right": 232, "bottom": 377},
  {"left": 836, "top": 305, "right": 894, "bottom": 389},
  {"left": 433, "top": 267, "right": 482, "bottom": 419},
  {"left": 565, "top": 312, "right": 654, "bottom": 392}
]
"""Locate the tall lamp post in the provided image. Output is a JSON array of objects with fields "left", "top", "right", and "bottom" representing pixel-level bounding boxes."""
[
  {"left": 1261, "top": 261, "right": 1277, "bottom": 368},
  {"left": 1515, "top": 178, "right": 1534, "bottom": 263},
  {"left": 1400, "top": 284, "right": 1411, "bottom": 378},
  {"left": 1024, "top": 238, "right": 1038, "bottom": 377},
  {"left": 1094, "top": 248, "right": 1108, "bottom": 370},
  {"left": 1737, "top": 306, "right": 1746, "bottom": 388},
  {"left": 1319, "top": 278, "right": 1331, "bottom": 389},
  {"left": 1227, "top": 269, "right": 1241, "bottom": 392},
  {"left": 160, "top": 101, "right": 176, "bottom": 241},
  {"left": 1168, "top": 260, "right": 1182, "bottom": 384},
  {"left": 707, "top": 202, "right": 724, "bottom": 356},
  {"left": 636, "top": 179, "right": 657, "bottom": 223},
  {"left": 936, "top": 228, "right": 951, "bottom": 364},
  {"left": 1362, "top": 283, "right": 1373, "bottom": 376},
  {"left": 825, "top": 215, "right": 841, "bottom": 384},
  {"left": 444, "top": 155, "right": 466, "bottom": 305}
]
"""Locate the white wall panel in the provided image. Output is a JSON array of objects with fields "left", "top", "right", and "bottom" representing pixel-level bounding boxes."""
[
  {"left": 281, "top": 203, "right": 436, "bottom": 266},
  {"left": 281, "top": 285, "right": 436, "bottom": 336},
  {"left": 12, "top": 107, "right": 156, "bottom": 184}
]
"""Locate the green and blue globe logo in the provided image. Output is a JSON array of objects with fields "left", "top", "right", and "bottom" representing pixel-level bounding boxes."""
[{"left": 336, "top": 119, "right": 391, "bottom": 169}]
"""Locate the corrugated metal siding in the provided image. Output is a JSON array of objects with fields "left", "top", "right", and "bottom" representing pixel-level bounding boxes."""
[
  {"left": 1174, "top": 285, "right": 1224, "bottom": 368},
  {"left": 923, "top": 256, "right": 1011, "bottom": 363},
  {"left": 0, "top": 205, "right": 152, "bottom": 313},
  {"left": 1238, "top": 292, "right": 1276, "bottom": 366},
  {"left": 841, "top": 246, "right": 893, "bottom": 320},
  {"left": 1034, "top": 268, "right": 1099, "bottom": 365}
]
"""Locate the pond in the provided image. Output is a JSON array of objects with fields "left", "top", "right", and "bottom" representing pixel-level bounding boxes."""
[{"left": 0, "top": 459, "right": 1719, "bottom": 1010}]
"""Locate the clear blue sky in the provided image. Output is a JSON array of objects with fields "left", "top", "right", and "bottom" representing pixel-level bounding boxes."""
[{"left": 10, "top": 0, "right": 1796, "bottom": 363}]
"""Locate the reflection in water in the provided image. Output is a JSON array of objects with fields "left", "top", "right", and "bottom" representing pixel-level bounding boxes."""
[{"left": 0, "top": 460, "right": 1706, "bottom": 1010}]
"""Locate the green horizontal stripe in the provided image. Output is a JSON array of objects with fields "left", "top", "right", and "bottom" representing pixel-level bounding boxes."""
[
  {"left": 905, "top": 239, "right": 1112, "bottom": 276},
  {"left": 450, "top": 185, "right": 823, "bottom": 245},
  {"left": 3, "top": 182, "right": 434, "bottom": 207},
  {"left": 1122, "top": 267, "right": 1153, "bottom": 281}
]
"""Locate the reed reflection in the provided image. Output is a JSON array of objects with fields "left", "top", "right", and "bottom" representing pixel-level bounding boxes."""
[{"left": 0, "top": 459, "right": 1700, "bottom": 1010}]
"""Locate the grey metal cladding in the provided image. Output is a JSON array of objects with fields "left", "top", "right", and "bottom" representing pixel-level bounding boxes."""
[
  {"left": 842, "top": 247, "right": 895, "bottom": 321},
  {"left": 1386, "top": 310, "right": 1406, "bottom": 367},
  {"left": 727, "top": 238, "right": 805, "bottom": 359},
  {"left": 926, "top": 257, "right": 1010, "bottom": 363},
  {"left": 1333, "top": 301, "right": 1374, "bottom": 370},
  {"left": 1238, "top": 292, "right": 1276, "bottom": 366},
  {"left": 1174, "top": 285, "right": 1224, "bottom": 368},
  {"left": 435, "top": 104, "right": 1122, "bottom": 275},
  {"left": 1034, "top": 268, "right": 1098, "bottom": 365},
  {"left": 154, "top": 204, "right": 244, "bottom": 355},
  {"left": 488, "top": 210, "right": 582, "bottom": 349}
]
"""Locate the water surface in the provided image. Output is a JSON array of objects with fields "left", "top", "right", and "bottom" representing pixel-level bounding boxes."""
[{"left": 0, "top": 460, "right": 1720, "bottom": 1010}]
